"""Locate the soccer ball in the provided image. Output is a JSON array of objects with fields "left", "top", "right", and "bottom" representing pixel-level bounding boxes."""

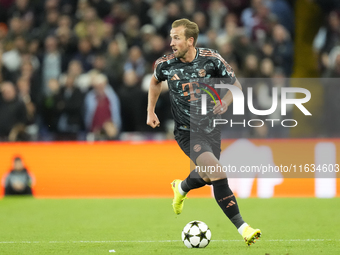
[{"left": 181, "top": 220, "right": 211, "bottom": 248}]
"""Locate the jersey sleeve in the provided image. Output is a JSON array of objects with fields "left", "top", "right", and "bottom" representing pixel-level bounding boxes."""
[
  {"left": 153, "top": 59, "right": 166, "bottom": 82},
  {"left": 214, "top": 53, "right": 236, "bottom": 84}
]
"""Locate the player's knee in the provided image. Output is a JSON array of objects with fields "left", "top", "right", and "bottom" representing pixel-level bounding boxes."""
[
  {"left": 202, "top": 177, "right": 212, "bottom": 184},
  {"left": 210, "top": 176, "right": 227, "bottom": 182}
]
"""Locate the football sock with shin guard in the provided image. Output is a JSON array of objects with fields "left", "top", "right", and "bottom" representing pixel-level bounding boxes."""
[
  {"left": 211, "top": 178, "right": 246, "bottom": 229},
  {"left": 180, "top": 170, "right": 207, "bottom": 194}
]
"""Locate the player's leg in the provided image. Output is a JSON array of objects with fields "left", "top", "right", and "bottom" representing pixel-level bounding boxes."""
[
  {"left": 179, "top": 168, "right": 210, "bottom": 194},
  {"left": 196, "top": 151, "right": 261, "bottom": 246},
  {"left": 171, "top": 168, "right": 210, "bottom": 214},
  {"left": 196, "top": 151, "right": 243, "bottom": 226},
  {"left": 171, "top": 169, "right": 208, "bottom": 214},
  {"left": 172, "top": 129, "right": 211, "bottom": 214}
]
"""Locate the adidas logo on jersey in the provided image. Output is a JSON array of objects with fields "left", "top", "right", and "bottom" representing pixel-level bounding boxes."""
[{"left": 171, "top": 74, "right": 180, "bottom": 80}]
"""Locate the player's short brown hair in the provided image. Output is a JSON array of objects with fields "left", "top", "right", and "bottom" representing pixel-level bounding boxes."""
[{"left": 172, "top": 18, "right": 199, "bottom": 46}]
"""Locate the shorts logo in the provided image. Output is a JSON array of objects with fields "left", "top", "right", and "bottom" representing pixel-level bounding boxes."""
[
  {"left": 193, "top": 144, "right": 201, "bottom": 152},
  {"left": 198, "top": 69, "right": 206, "bottom": 77}
]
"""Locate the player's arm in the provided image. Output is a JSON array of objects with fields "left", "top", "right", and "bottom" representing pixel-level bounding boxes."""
[
  {"left": 147, "top": 75, "right": 162, "bottom": 128},
  {"left": 213, "top": 78, "right": 242, "bottom": 114},
  {"left": 212, "top": 52, "right": 241, "bottom": 115}
]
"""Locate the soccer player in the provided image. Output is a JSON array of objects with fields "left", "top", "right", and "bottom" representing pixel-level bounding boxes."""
[{"left": 147, "top": 19, "right": 261, "bottom": 246}]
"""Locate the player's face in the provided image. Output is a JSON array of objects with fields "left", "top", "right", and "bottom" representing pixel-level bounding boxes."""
[{"left": 170, "top": 26, "right": 191, "bottom": 59}]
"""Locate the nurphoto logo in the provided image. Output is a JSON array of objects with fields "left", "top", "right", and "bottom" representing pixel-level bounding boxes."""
[{"left": 199, "top": 83, "right": 311, "bottom": 128}]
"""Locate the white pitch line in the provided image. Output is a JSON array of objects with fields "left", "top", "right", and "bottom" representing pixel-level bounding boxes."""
[{"left": 0, "top": 239, "right": 338, "bottom": 244}]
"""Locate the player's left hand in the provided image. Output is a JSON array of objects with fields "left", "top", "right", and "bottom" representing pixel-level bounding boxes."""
[{"left": 212, "top": 100, "right": 228, "bottom": 115}]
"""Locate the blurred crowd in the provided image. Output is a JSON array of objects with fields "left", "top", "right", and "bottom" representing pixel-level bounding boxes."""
[
  {"left": 0, "top": 0, "right": 299, "bottom": 141},
  {"left": 313, "top": 5, "right": 340, "bottom": 137}
]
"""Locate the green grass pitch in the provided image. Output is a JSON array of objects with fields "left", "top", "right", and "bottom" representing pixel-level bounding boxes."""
[{"left": 0, "top": 197, "right": 339, "bottom": 254}]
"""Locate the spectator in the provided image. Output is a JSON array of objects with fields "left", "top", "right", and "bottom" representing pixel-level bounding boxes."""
[
  {"left": 143, "top": 34, "right": 166, "bottom": 67},
  {"left": 243, "top": 54, "right": 260, "bottom": 78},
  {"left": 129, "top": 0, "right": 151, "bottom": 26},
  {"left": 74, "top": 6, "right": 105, "bottom": 40},
  {"left": 87, "top": 20, "right": 107, "bottom": 53},
  {"left": 224, "top": 0, "right": 249, "bottom": 17},
  {"left": 60, "top": 60, "right": 91, "bottom": 93},
  {"left": 40, "top": 78, "right": 61, "bottom": 136},
  {"left": 232, "top": 32, "right": 258, "bottom": 70},
  {"left": 216, "top": 14, "right": 239, "bottom": 49},
  {"left": 88, "top": 54, "right": 107, "bottom": 77},
  {"left": 73, "top": 37, "right": 94, "bottom": 72},
  {"left": 102, "top": 22, "right": 115, "bottom": 45},
  {"left": 103, "top": 2, "right": 129, "bottom": 28},
  {"left": 192, "top": 12, "right": 209, "bottom": 47},
  {"left": 259, "top": 58, "right": 275, "bottom": 78},
  {"left": 41, "top": 36, "right": 63, "bottom": 95},
  {"left": 8, "top": 0, "right": 35, "bottom": 33},
  {"left": 251, "top": 2, "right": 273, "bottom": 46},
  {"left": 269, "top": 0, "right": 294, "bottom": 36},
  {"left": 206, "top": 29, "right": 219, "bottom": 51},
  {"left": 0, "top": 42, "right": 10, "bottom": 83},
  {"left": 19, "top": 51, "right": 40, "bottom": 72},
  {"left": 0, "top": 81, "right": 27, "bottom": 141},
  {"left": 15, "top": 60, "right": 41, "bottom": 104},
  {"left": 272, "top": 24, "right": 294, "bottom": 76},
  {"left": 8, "top": 0, "right": 33, "bottom": 21},
  {"left": 59, "top": 0, "right": 78, "bottom": 16},
  {"left": 16, "top": 76, "right": 36, "bottom": 125},
  {"left": 314, "top": 11, "right": 340, "bottom": 72},
  {"left": 218, "top": 41, "right": 237, "bottom": 68},
  {"left": 259, "top": 41, "right": 274, "bottom": 60},
  {"left": 159, "top": 2, "right": 181, "bottom": 37},
  {"left": 1, "top": 35, "right": 26, "bottom": 74},
  {"left": 75, "top": 0, "right": 91, "bottom": 21},
  {"left": 84, "top": 74, "right": 121, "bottom": 140},
  {"left": 147, "top": 0, "right": 167, "bottom": 32},
  {"left": 241, "top": 0, "right": 263, "bottom": 37},
  {"left": 322, "top": 47, "right": 340, "bottom": 137},
  {"left": 105, "top": 40, "right": 125, "bottom": 91},
  {"left": 3, "top": 17, "right": 27, "bottom": 47},
  {"left": 58, "top": 14, "right": 73, "bottom": 30},
  {"left": 27, "top": 39, "right": 40, "bottom": 56},
  {"left": 55, "top": 26, "right": 78, "bottom": 66},
  {"left": 124, "top": 46, "right": 146, "bottom": 80},
  {"left": 44, "top": 0, "right": 60, "bottom": 12},
  {"left": 121, "top": 15, "right": 141, "bottom": 48},
  {"left": 3, "top": 156, "right": 33, "bottom": 196},
  {"left": 140, "top": 24, "right": 157, "bottom": 55},
  {"left": 54, "top": 74, "right": 84, "bottom": 140},
  {"left": 323, "top": 46, "right": 340, "bottom": 78},
  {"left": 255, "top": 68, "right": 292, "bottom": 138},
  {"left": 88, "top": 0, "right": 111, "bottom": 19},
  {"left": 207, "top": 0, "right": 228, "bottom": 31},
  {"left": 34, "top": 9, "right": 59, "bottom": 41},
  {"left": 118, "top": 70, "right": 146, "bottom": 132},
  {"left": 182, "top": 0, "right": 197, "bottom": 20},
  {"left": 0, "top": 23, "right": 8, "bottom": 43}
]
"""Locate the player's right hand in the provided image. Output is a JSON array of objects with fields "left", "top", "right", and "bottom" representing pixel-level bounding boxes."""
[{"left": 147, "top": 112, "right": 160, "bottom": 128}]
